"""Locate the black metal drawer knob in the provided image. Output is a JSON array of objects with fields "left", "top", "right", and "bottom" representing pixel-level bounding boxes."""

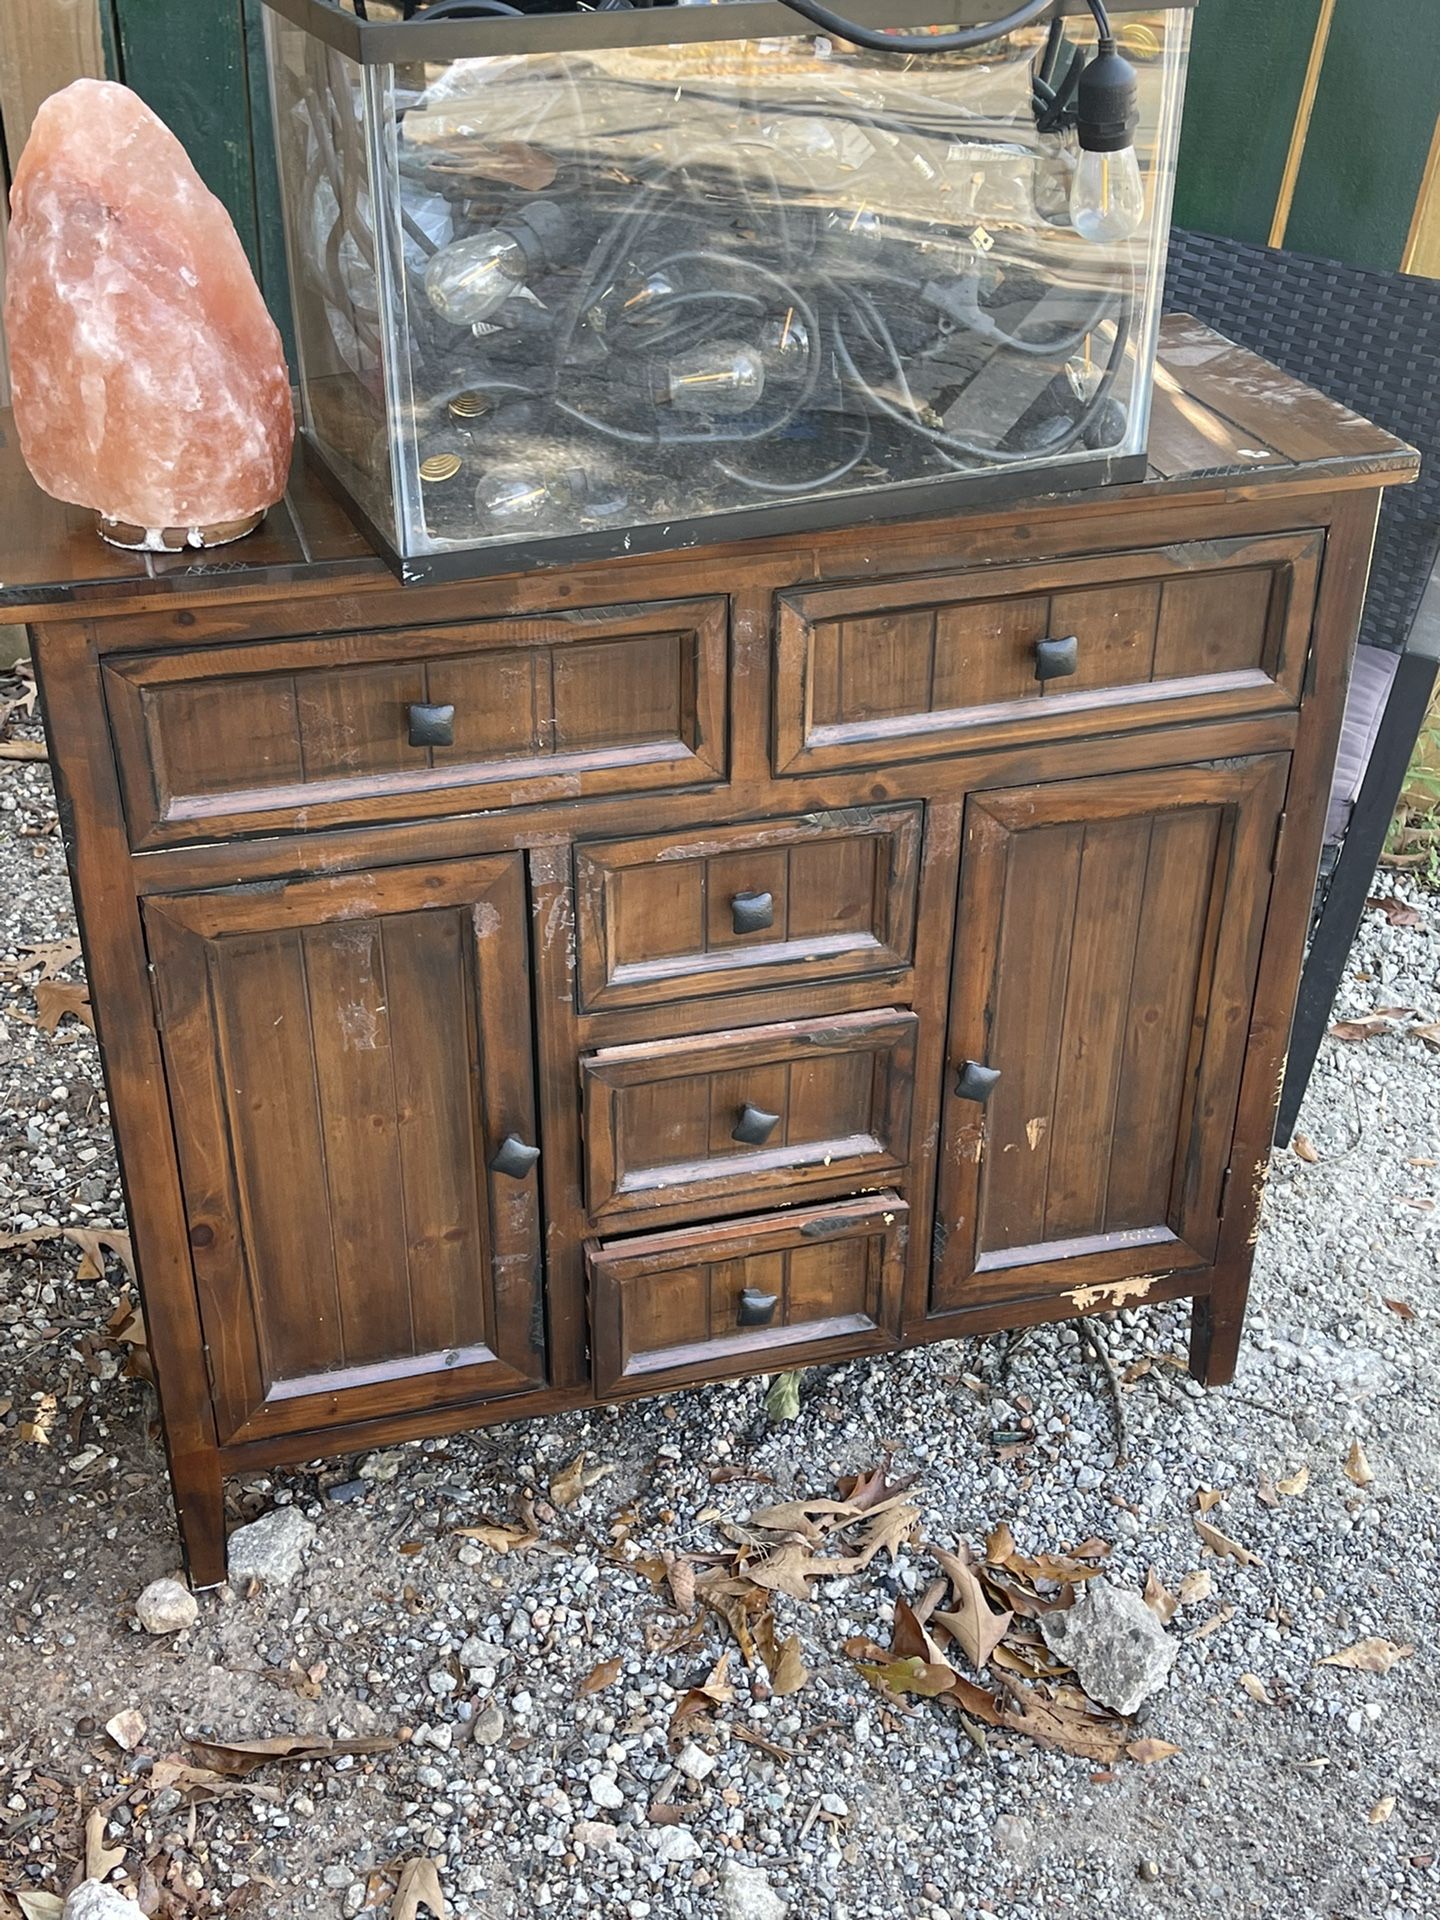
[
  {"left": 1034, "top": 635, "right": 1079, "bottom": 682},
  {"left": 731, "top": 890, "right": 775, "bottom": 936},
  {"left": 489, "top": 1134, "right": 540, "bottom": 1179},
  {"left": 408, "top": 702, "right": 456, "bottom": 747},
  {"left": 953, "top": 1061, "right": 1002, "bottom": 1104},
  {"left": 737, "top": 1287, "right": 780, "bottom": 1328},
  {"left": 732, "top": 1103, "right": 781, "bottom": 1146}
]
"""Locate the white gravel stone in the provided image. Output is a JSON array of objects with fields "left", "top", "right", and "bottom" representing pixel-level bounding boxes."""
[
  {"left": 588, "top": 1772, "right": 625, "bottom": 1810},
  {"left": 63, "top": 1884, "right": 138, "bottom": 1920},
  {"left": 721, "top": 1862, "right": 788, "bottom": 1920},
  {"left": 226, "top": 1507, "right": 316, "bottom": 1587},
  {"left": 133, "top": 1576, "right": 197, "bottom": 1635},
  {"left": 1039, "top": 1578, "right": 1178, "bottom": 1716},
  {"left": 651, "top": 1826, "right": 701, "bottom": 1864},
  {"left": 675, "top": 1741, "right": 716, "bottom": 1781}
]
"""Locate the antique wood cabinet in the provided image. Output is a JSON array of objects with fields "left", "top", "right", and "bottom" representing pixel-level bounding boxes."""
[{"left": 3, "top": 319, "right": 1416, "bottom": 1588}]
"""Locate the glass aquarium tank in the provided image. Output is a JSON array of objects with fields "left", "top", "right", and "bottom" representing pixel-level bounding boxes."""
[{"left": 262, "top": 1, "right": 1196, "bottom": 580}]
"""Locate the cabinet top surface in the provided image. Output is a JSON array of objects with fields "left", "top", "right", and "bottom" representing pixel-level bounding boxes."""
[{"left": 1, "top": 316, "right": 1417, "bottom": 625}]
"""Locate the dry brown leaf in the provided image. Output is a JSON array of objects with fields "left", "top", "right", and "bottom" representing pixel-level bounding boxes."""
[
  {"left": 848, "top": 1501, "right": 920, "bottom": 1569},
  {"left": 1194, "top": 1518, "right": 1261, "bottom": 1567},
  {"left": 670, "top": 1653, "right": 735, "bottom": 1741},
  {"left": 997, "top": 1684, "right": 1128, "bottom": 1764},
  {"left": 835, "top": 1463, "right": 921, "bottom": 1511},
  {"left": 548, "top": 1451, "right": 614, "bottom": 1508},
  {"left": 667, "top": 1556, "right": 697, "bottom": 1616},
  {"left": 0, "top": 938, "right": 82, "bottom": 982},
  {"left": 746, "top": 1542, "right": 846, "bottom": 1602},
  {"left": 1277, "top": 1466, "right": 1310, "bottom": 1497},
  {"left": 985, "top": 1522, "right": 1018, "bottom": 1565},
  {"left": 1367, "top": 895, "right": 1425, "bottom": 928},
  {"left": 695, "top": 1573, "right": 769, "bottom": 1666},
  {"left": 1194, "top": 1487, "right": 1224, "bottom": 1513},
  {"left": 1370, "top": 1796, "right": 1397, "bottom": 1825},
  {"left": 452, "top": 1517, "right": 538, "bottom": 1554},
  {"left": 1383, "top": 1298, "right": 1417, "bottom": 1321},
  {"left": 34, "top": 979, "right": 94, "bottom": 1033},
  {"left": 853, "top": 1651, "right": 959, "bottom": 1700},
  {"left": 1329, "top": 1015, "right": 1404, "bottom": 1042},
  {"left": 1293, "top": 1134, "right": 1320, "bottom": 1163},
  {"left": 1176, "top": 1568, "right": 1212, "bottom": 1606},
  {"left": 1256, "top": 1475, "right": 1279, "bottom": 1510},
  {"left": 394, "top": 1857, "right": 449, "bottom": 1920},
  {"left": 1344, "top": 1439, "right": 1375, "bottom": 1487},
  {"left": 581, "top": 1658, "right": 623, "bottom": 1695},
  {"left": 14, "top": 1895, "right": 64, "bottom": 1920},
  {"left": 1317, "top": 1638, "right": 1414, "bottom": 1675},
  {"left": 931, "top": 1558, "right": 1013, "bottom": 1670},
  {"left": 747, "top": 1496, "right": 863, "bottom": 1542},
  {"left": 185, "top": 1732, "right": 395, "bottom": 1778},
  {"left": 1127, "top": 1738, "right": 1182, "bottom": 1764},
  {"left": 1239, "top": 1673, "right": 1273, "bottom": 1705},
  {"left": 84, "top": 1807, "right": 126, "bottom": 1881},
  {"left": 1142, "top": 1568, "right": 1178, "bottom": 1625},
  {"left": 756, "top": 1618, "right": 809, "bottom": 1697},
  {"left": 1186, "top": 1605, "right": 1236, "bottom": 1641}
]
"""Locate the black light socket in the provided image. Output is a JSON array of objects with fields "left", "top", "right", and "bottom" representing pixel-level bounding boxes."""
[{"left": 1076, "top": 40, "right": 1139, "bottom": 154}]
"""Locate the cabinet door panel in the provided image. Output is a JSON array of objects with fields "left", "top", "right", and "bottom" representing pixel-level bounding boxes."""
[
  {"left": 146, "top": 857, "right": 544, "bottom": 1443},
  {"left": 933, "top": 757, "right": 1288, "bottom": 1312}
]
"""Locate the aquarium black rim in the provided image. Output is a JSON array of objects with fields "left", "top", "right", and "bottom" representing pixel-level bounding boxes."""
[
  {"left": 260, "top": 0, "right": 1195, "bottom": 66},
  {"left": 298, "top": 428, "right": 1148, "bottom": 585}
]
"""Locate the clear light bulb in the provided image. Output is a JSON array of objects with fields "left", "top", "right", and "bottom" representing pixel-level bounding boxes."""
[
  {"left": 659, "top": 342, "right": 766, "bottom": 417},
  {"left": 425, "top": 230, "right": 529, "bottom": 325},
  {"left": 1070, "top": 145, "right": 1145, "bottom": 242},
  {"left": 475, "top": 463, "right": 564, "bottom": 525},
  {"left": 424, "top": 202, "right": 569, "bottom": 326}
]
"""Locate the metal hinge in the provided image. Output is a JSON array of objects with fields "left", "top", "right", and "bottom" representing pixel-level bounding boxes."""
[
  {"left": 1218, "top": 1165, "right": 1233, "bottom": 1217},
  {"left": 1270, "top": 811, "right": 1289, "bottom": 874},
  {"left": 202, "top": 1344, "right": 216, "bottom": 1394},
  {"left": 147, "top": 964, "right": 167, "bottom": 1033},
  {"left": 1301, "top": 645, "right": 1318, "bottom": 700}
]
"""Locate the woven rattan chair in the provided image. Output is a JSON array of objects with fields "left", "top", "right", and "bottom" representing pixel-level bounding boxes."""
[{"left": 1163, "top": 231, "right": 1440, "bottom": 1143}]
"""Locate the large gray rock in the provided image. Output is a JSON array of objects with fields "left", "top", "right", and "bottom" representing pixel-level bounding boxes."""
[
  {"left": 64, "top": 1882, "right": 139, "bottom": 1920},
  {"left": 1039, "top": 1578, "right": 1177, "bottom": 1716},
  {"left": 227, "top": 1507, "right": 316, "bottom": 1588},
  {"left": 134, "top": 1576, "right": 198, "bottom": 1635},
  {"left": 721, "top": 1863, "right": 788, "bottom": 1920}
]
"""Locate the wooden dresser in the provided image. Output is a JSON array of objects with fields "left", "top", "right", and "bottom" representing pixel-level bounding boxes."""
[{"left": 2, "top": 317, "right": 1416, "bottom": 1588}]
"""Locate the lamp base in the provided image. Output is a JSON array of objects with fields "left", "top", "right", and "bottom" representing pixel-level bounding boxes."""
[{"left": 96, "top": 509, "right": 266, "bottom": 553}]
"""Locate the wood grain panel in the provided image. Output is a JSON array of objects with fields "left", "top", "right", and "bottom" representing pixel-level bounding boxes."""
[
  {"left": 583, "top": 1010, "right": 916, "bottom": 1231},
  {"left": 575, "top": 807, "right": 921, "bottom": 1011},
  {"left": 933, "top": 757, "right": 1289, "bottom": 1312},
  {"left": 103, "top": 598, "right": 729, "bottom": 845},
  {"left": 774, "top": 532, "right": 1322, "bottom": 776},
  {"left": 145, "top": 856, "right": 545, "bottom": 1442},
  {"left": 589, "top": 1195, "right": 907, "bottom": 1396}
]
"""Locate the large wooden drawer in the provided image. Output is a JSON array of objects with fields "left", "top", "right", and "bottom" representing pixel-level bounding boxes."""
[
  {"left": 104, "top": 597, "right": 727, "bottom": 846},
  {"left": 574, "top": 806, "right": 921, "bottom": 1012},
  {"left": 589, "top": 1194, "right": 907, "bottom": 1396},
  {"left": 581, "top": 1009, "right": 916, "bottom": 1230},
  {"left": 773, "top": 530, "right": 1321, "bottom": 775}
]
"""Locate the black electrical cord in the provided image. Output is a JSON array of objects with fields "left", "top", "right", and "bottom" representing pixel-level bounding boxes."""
[{"left": 769, "top": 0, "right": 1054, "bottom": 56}]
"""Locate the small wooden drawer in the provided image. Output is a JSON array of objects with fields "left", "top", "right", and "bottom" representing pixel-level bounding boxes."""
[
  {"left": 104, "top": 597, "right": 727, "bottom": 846},
  {"left": 589, "top": 1193, "right": 907, "bottom": 1396},
  {"left": 582, "top": 1009, "right": 916, "bottom": 1230},
  {"left": 774, "top": 530, "right": 1322, "bottom": 776},
  {"left": 574, "top": 806, "right": 921, "bottom": 1012}
]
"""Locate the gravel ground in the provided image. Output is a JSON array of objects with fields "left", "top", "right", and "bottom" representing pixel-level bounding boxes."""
[{"left": 1, "top": 701, "right": 1438, "bottom": 1920}]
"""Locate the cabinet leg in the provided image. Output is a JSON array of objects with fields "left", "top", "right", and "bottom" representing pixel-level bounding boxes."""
[
  {"left": 170, "top": 1448, "right": 227, "bottom": 1589},
  {"left": 1189, "top": 1288, "right": 1247, "bottom": 1388}
]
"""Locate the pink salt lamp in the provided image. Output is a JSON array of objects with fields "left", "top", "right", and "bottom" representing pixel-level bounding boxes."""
[{"left": 4, "top": 79, "right": 294, "bottom": 550}]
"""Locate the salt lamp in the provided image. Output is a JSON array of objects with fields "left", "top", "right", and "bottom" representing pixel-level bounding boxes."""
[{"left": 5, "top": 79, "right": 294, "bottom": 549}]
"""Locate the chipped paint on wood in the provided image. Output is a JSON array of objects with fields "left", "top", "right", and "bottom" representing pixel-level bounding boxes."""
[{"left": 1068, "top": 1274, "right": 1165, "bottom": 1313}]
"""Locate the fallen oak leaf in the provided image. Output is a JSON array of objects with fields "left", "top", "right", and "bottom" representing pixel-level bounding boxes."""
[
  {"left": 1127, "top": 1738, "right": 1182, "bottom": 1764},
  {"left": 34, "top": 979, "right": 94, "bottom": 1033},
  {"left": 1185, "top": 1604, "right": 1236, "bottom": 1642},
  {"left": 1194, "top": 1518, "right": 1261, "bottom": 1567},
  {"left": 0, "top": 937, "right": 82, "bottom": 981},
  {"left": 931, "top": 1561, "right": 1013, "bottom": 1671},
  {"left": 834, "top": 1462, "right": 920, "bottom": 1511},
  {"left": 1277, "top": 1466, "right": 1310, "bottom": 1497},
  {"left": 1292, "top": 1134, "right": 1321, "bottom": 1164},
  {"left": 1142, "top": 1568, "right": 1178, "bottom": 1625},
  {"left": 666, "top": 1555, "right": 697, "bottom": 1616},
  {"left": 985, "top": 1521, "right": 1018, "bottom": 1565},
  {"left": 184, "top": 1733, "right": 395, "bottom": 1777},
  {"left": 747, "top": 1496, "right": 864, "bottom": 1543},
  {"left": 1176, "top": 1568, "right": 1212, "bottom": 1606},
  {"left": 1194, "top": 1487, "right": 1224, "bottom": 1514},
  {"left": 1239, "top": 1673, "right": 1274, "bottom": 1705},
  {"left": 84, "top": 1807, "right": 126, "bottom": 1880},
  {"left": 847, "top": 1501, "right": 920, "bottom": 1569},
  {"left": 393, "top": 1857, "right": 448, "bottom": 1920},
  {"left": 1367, "top": 895, "right": 1425, "bottom": 928},
  {"left": 765, "top": 1370, "right": 803, "bottom": 1423},
  {"left": 745, "top": 1541, "right": 850, "bottom": 1602},
  {"left": 756, "top": 1613, "right": 810, "bottom": 1697},
  {"left": 669, "top": 1652, "right": 735, "bottom": 1743},
  {"left": 852, "top": 1651, "right": 959, "bottom": 1701},
  {"left": 1317, "top": 1638, "right": 1413, "bottom": 1675},
  {"left": 452, "top": 1516, "right": 538, "bottom": 1554},
  {"left": 580, "top": 1658, "right": 623, "bottom": 1695},
  {"left": 1383, "top": 1298, "right": 1416, "bottom": 1321},
  {"left": 15, "top": 1895, "right": 65, "bottom": 1920},
  {"left": 1370, "top": 1796, "right": 1397, "bottom": 1825},
  {"left": 1344, "top": 1439, "right": 1375, "bottom": 1487}
]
